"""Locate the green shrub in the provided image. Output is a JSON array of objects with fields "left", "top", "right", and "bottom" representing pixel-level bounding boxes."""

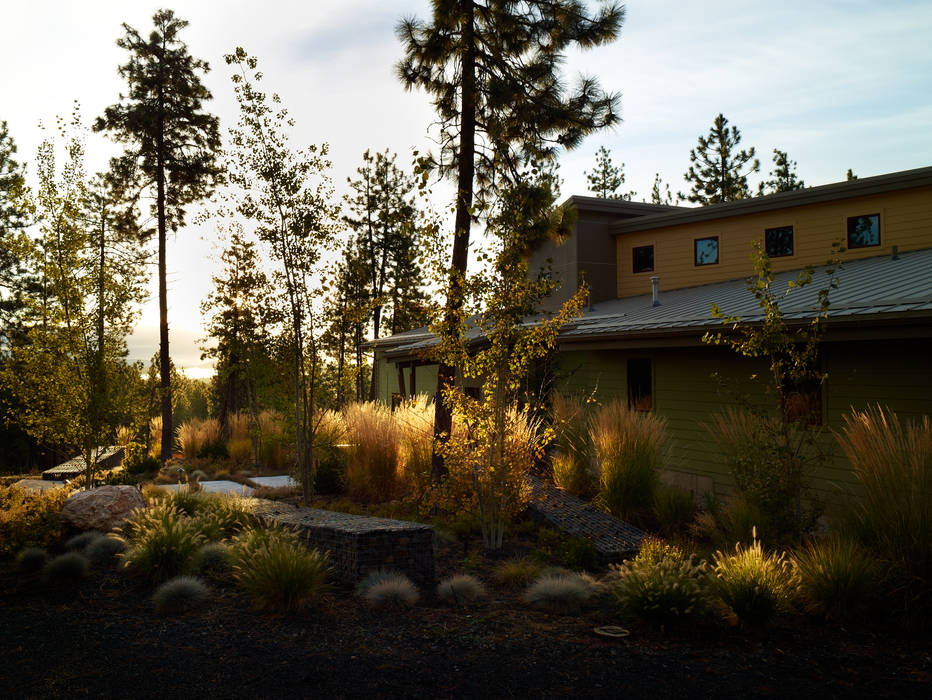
[
  {"left": 524, "top": 572, "right": 593, "bottom": 614},
  {"left": 120, "top": 503, "right": 206, "bottom": 582},
  {"left": 590, "top": 400, "right": 667, "bottom": 520},
  {"left": 559, "top": 537, "right": 600, "bottom": 572},
  {"left": 0, "top": 484, "right": 72, "bottom": 555},
  {"left": 193, "top": 543, "right": 233, "bottom": 580},
  {"left": 231, "top": 534, "right": 329, "bottom": 611},
  {"left": 711, "top": 536, "right": 799, "bottom": 625},
  {"left": 66, "top": 531, "right": 105, "bottom": 552},
  {"left": 492, "top": 557, "right": 546, "bottom": 589},
  {"left": 153, "top": 576, "right": 208, "bottom": 615},
  {"left": 551, "top": 393, "right": 595, "bottom": 497},
  {"left": 86, "top": 536, "right": 126, "bottom": 566},
  {"left": 437, "top": 574, "right": 486, "bottom": 606},
  {"left": 197, "top": 441, "right": 229, "bottom": 460},
  {"left": 611, "top": 551, "right": 709, "bottom": 627},
  {"left": 654, "top": 484, "right": 697, "bottom": 534},
  {"left": 42, "top": 552, "right": 89, "bottom": 586},
  {"left": 16, "top": 547, "right": 48, "bottom": 574},
  {"left": 362, "top": 572, "right": 419, "bottom": 608},
  {"left": 125, "top": 453, "right": 161, "bottom": 475},
  {"left": 793, "top": 537, "right": 880, "bottom": 619}
]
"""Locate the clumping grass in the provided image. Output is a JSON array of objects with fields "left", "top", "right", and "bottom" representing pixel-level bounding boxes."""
[
  {"left": 711, "top": 535, "right": 799, "bottom": 625},
  {"left": 193, "top": 543, "right": 233, "bottom": 580},
  {"left": 611, "top": 546, "right": 709, "bottom": 628},
  {"left": 230, "top": 528, "right": 329, "bottom": 611},
  {"left": 86, "top": 536, "right": 126, "bottom": 566},
  {"left": 437, "top": 574, "right": 486, "bottom": 606},
  {"left": 362, "top": 573, "right": 420, "bottom": 609},
  {"left": 590, "top": 400, "right": 667, "bottom": 521},
  {"left": 66, "top": 531, "right": 105, "bottom": 552},
  {"left": 120, "top": 503, "right": 206, "bottom": 582},
  {"left": 793, "top": 537, "right": 880, "bottom": 619},
  {"left": 356, "top": 568, "right": 404, "bottom": 596},
  {"left": 42, "top": 552, "right": 89, "bottom": 586},
  {"left": 177, "top": 418, "right": 204, "bottom": 459},
  {"left": 141, "top": 483, "right": 169, "bottom": 503},
  {"left": 258, "top": 410, "right": 287, "bottom": 472},
  {"left": 654, "top": 484, "right": 697, "bottom": 534},
  {"left": 16, "top": 547, "right": 48, "bottom": 574},
  {"left": 524, "top": 572, "right": 594, "bottom": 614},
  {"left": 395, "top": 395, "right": 434, "bottom": 501},
  {"left": 344, "top": 402, "right": 401, "bottom": 503},
  {"left": 153, "top": 576, "right": 209, "bottom": 615},
  {"left": 551, "top": 393, "right": 596, "bottom": 497},
  {"left": 149, "top": 415, "right": 162, "bottom": 459},
  {"left": 0, "top": 483, "right": 73, "bottom": 555},
  {"left": 493, "top": 557, "right": 547, "bottom": 589}
]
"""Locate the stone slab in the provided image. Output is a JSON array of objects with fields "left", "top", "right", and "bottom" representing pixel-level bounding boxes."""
[
  {"left": 12, "top": 478, "right": 66, "bottom": 492},
  {"left": 161, "top": 480, "right": 254, "bottom": 497},
  {"left": 247, "top": 475, "right": 297, "bottom": 489},
  {"left": 526, "top": 474, "right": 644, "bottom": 561},
  {"left": 243, "top": 498, "right": 436, "bottom": 586}
]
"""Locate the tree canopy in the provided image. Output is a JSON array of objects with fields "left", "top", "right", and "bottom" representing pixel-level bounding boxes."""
[{"left": 682, "top": 113, "right": 759, "bottom": 205}]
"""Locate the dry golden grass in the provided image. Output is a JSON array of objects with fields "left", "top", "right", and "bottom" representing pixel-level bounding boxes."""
[
  {"left": 344, "top": 402, "right": 401, "bottom": 503},
  {"left": 394, "top": 395, "right": 434, "bottom": 499},
  {"left": 177, "top": 418, "right": 203, "bottom": 459},
  {"left": 148, "top": 415, "right": 163, "bottom": 458},
  {"left": 551, "top": 393, "right": 595, "bottom": 497}
]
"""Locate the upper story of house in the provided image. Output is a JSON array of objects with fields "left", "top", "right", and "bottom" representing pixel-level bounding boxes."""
[{"left": 531, "top": 166, "right": 932, "bottom": 306}]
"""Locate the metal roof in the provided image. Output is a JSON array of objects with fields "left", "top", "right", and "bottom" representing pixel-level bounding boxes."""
[{"left": 375, "top": 248, "right": 932, "bottom": 358}]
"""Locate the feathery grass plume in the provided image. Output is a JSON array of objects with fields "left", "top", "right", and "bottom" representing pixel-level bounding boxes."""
[
  {"left": 634, "top": 536, "right": 686, "bottom": 566},
  {"left": 163, "top": 486, "right": 208, "bottom": 517},
  {"left": 551, "top": 392, "right": 596, "bottom": 497},
  {"left": 394, "top": 394, "right": 434, "bottom": 500},
  {"left": 227, "top": 412, "right": 254, "bottom": 463},
  {"left": 710, "top": 532, "right": 799, "bottom": 625},
  {"left": 837, "top": 407, "right": 930, "bottom": 609},
  {"left": 86, "top": 535, "right": 126, "bottom": 566},
  {"left": 141, "top": 483, "right": 169, "bottom": 503},
  {"left": 66, "top": 531, "right": 105, "bottom": 552},
  {"left": 493, "top": 557, "right": 547, "bottom": 589},
  {"left": 42, "top": 552, "right": 89, "bottom": 586},
  {"left": 590, "top": 400, "right": 667, "bottom": 520},
  {"left": 231, "top": 536, "right": 329, "bottom": 611},
  {"left": 200, "top": 418, "right": 222, "bottom": 449},
  {"left": 149, "top": 415, "right": 163, "bottom": 458},
  {"left": 362, "top": 572, "right": 420, "bottom": 608},
  {"left": 177, "top": 418, "right": 204, "bottom": 459},
  {"left": 793, "top": 537, "right": 879, "bottom": 619},
  {"left": 524, "top": 571, "right": 594, "bottom": 614},
  {"left": 257, "top": 410, "right": 286, "bottom": 471},
  {"left": 437, "top": 574, "right": 486, "bottom": 606},
  {"left": 120, "top": 502, "right": 206, "bottom": 582},
  {"left": 344, "top": 402, "right": 401, "bottom": 503},
  {"left": 153, "top": 575, "right": 209, "bottom": 615},
  {"left": 16, "top": 547, "right": 48, "bottom": 574},
  {"left": 116, "top": 425, "right": 136, "bottom": 447}
]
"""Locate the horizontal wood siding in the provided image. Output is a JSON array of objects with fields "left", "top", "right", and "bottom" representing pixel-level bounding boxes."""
[
  {"left": 616, "top": 185, "right": 932, "bottom": 298},
  {"left": 374, "top": 351, "right": 439, "bottom": 405}
]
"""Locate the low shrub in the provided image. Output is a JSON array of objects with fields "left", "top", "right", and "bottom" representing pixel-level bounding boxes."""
[
  {"left": 524, "top": 572, "right": 593, "bottom": 614},
  {"left": 710, "top": 535, "right": 799, "bottom": 625},
  {"left": 591, "top": 400, "right": 667, "bottom": 521},
  {"left": 153, "top": 576, "right": 209, "bottom": 615},
  {"left": 437, "top": 574, "right": 486, "bottom": 606},
  {"left": 654, "top": 484, "right": 697, "bottom": 534},
  {"left": 42, "top": 552, "right": 89, "bottom": 586},
  {"left": 559, "top": 537, "right": 600, "bottom": 572},
  {"left": 125, "top": 452, "right": 161, "bottom": 476},
  {"left": 231, "top": 530, "right": 329, "bottom": 611},
  {"left": 66, "top": 531, "right": 105, "bottom": 552},
  {"left": 0, "top": 484, "right": 72, "bottom": 555},
  {"left": 793, "top": 537, "right": 879, "bottom": 619},
  {"left": 198, "top": 441, "right": 229, "bottom": 461},
  {"left": 16, "top": 547, "right": 48, "bottom": 574},
  {"left": 86, "top": 536, "right": 126, "bottom": 566},
  {"left": 120, "top": 503, "right": 206, "bottom": 582},
  {"left": 611, "top": 549, "right": 709, "bottom": 628},
  {"left": 493, "top": 557, "right": 547, "bottom": 589},
  {"left": 362, "top": 572, "right": 420, "bottom": 608},
  {"left": 193, "top": 543, "right": 233, "bottom": 580}
]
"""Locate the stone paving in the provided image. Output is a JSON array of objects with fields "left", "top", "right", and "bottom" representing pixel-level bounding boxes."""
[
  {"left": 246, "top": 475, "right": 297, "bottom": 489},
  {"left": 161, "top": 480, "right": 255, "bottom": 497},
  {"left": 526, "top": 474, "right": 644, "bottom": 561},
  {"left": 11, "top": 478, "right": 66, "bottom": 492}
]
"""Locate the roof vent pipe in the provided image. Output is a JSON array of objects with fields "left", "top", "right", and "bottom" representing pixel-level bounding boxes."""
[
  {"left": 892, "top": 245, "right": 899, "bottom": 260},
  {"left": 650, "top": 275, "right": 660, "bottom": 307}
]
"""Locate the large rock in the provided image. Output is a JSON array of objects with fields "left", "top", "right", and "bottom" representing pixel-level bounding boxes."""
[{"left": 61, "top": 486, "right": 146, "bottom": 532}]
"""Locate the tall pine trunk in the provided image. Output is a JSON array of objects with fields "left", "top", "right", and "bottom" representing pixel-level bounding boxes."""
[{"left": 156, "top": 94, "right": 172, "bottom": 467}]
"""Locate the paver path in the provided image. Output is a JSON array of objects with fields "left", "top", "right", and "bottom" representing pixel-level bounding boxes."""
[
  {"left": 161, "top": 480, "right": 254, "bottom": 496},
  {"left": 526, "top": 474, "right": 644, "bottom": 561}
]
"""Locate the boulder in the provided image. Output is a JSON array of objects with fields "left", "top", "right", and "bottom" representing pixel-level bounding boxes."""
[{"left": 61, "top": 485, "right": 145, "bottom": 532}]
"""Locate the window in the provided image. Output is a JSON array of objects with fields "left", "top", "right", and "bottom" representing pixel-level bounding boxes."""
[
  {"left": 632, "top": 245, "right": 654, "bottom": 273},
  {"left": 694, "top": 236, "right": 719, "bottom": 266},
  {"left": 627, "top": 358, "right": 652, "bottom": 411},
  {"left": 782, "top": 377, "right": 823, "bottom": 426},
  {"left": 765, "top": 226, "right": 794, "bottom": 257},
  {"left": 847, "top": 213, "right": 880, "bottom": 249}
]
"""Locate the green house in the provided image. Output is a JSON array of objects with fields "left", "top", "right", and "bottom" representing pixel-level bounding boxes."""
[{"left": 369, "top": 167, "right": 932, "bottom": 501}]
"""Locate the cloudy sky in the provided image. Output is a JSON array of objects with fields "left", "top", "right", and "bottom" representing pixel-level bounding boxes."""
[{"left": 3, "top": 0, "right": 930, "bottom": 376}]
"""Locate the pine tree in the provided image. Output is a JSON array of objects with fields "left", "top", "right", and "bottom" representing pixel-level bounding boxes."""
[
  {"left": 758, "top": 149, "right": 805, "bottom": 195},
  {"left": 585, "top": 146, "right": 635, "bottom": 199},
  {"left": 0, "top": 121, "right": 36, "bottom": 339},
  {"left": 650, "top": 173, "right": 675, "bottom": 205},
  {"left": 397, "top": 0, "right": 623, "bottom": 481},
  {"left": 94, "top": 9, "right": 222, "bottom": 464},
  {"left": 682, "top": 113, "right": 759, "bottom": 205}
]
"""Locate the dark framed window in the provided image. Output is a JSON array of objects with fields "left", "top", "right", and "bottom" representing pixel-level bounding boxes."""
[
  {"left": 627, "top": 358, "right": 652, "bottom": 411},
  {"left": 847, "top": 213, "right": 880, "bottom": 249},
  {"left": 633, "top": 245, "right": 654, "bottom": 273},
  {"left": 782, "top": 377, "right": 823, "bottom": 426},
  {"left": 694, "top": 236, "right": 719, "bottom": 266},
  {"left": 765, "top": 226, "right": 794, "bottom": 258}
]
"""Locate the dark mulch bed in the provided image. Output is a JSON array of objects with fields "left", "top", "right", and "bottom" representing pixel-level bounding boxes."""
[{"left": 1, "top": 538, "right": 929, "bottom": 700}]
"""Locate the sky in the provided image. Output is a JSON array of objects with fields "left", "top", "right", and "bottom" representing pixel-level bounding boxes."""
[{"left": 2, "top": 0, "right": 930, "bottom": 378}]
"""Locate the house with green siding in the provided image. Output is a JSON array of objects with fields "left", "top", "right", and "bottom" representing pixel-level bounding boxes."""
[{"left": 367, "top": 166, "right": 932, "bottom": 502}]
